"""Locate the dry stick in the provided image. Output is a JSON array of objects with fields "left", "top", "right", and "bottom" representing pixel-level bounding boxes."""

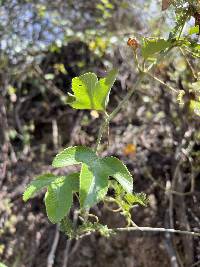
[
  {"left": 144, "top": 169, "right": 194, "bottom": 196},
  {"left": 191, "top": 260, "right": 200, "bottom": 267},
  {"left": 47, "top": 225, "right": 60, "bottom": 267},
  {"left": 62, "top": 240, "right": 71, "bottom": 267},
  {"left": 62, "top": 210, "right": 80, "bottom": 267},
  {"left": 78, "top": 226, "right": 200, "bottom": 239}
]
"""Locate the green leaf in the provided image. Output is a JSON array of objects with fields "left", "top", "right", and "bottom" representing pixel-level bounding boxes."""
[
  {"left": 141, "top": 38, "right": 171, "bottom": 59},
  {"left": 101, "top": 156, "right": 133, "bottom": 193},
  {"left": 124, "top": 192, "right": 148, "bottom": 206},
  {"left": 0, "top": 263, "right": 8, "bottom": 267},
  {"left": 190, "top": 81, "right": 200, "bottom": 93},
  {"left": 52, "top": 146, "right": 97, "bottom": 168},
  {"left": 52, "top": 145, "right": 133, "bottom": 209},
  {"left": 45, "top": 173, "right": 79, "bottom": 223},
  {"left": 95, "top": 69, "right": 118, "bottom": 110},
  {"left": 67, "top": 69, "right": 118, "bottom": 111},
  {"left": 189, "top": 25, "right": 199, "bottom": 35},
  {"left": 190, "top": 100, "right": 200, "bottom": 116},
  {"left": 23, "top": 174, "right": 57, "bottom": 201},
  {"left": 79, "top": 162, "right": 109, "bottom": 208}
]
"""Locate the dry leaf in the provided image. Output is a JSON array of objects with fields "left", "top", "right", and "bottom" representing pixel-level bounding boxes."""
[
  {"left": 90, "top": 110, "right": 99, "bottom": 119},
  {"left": 162, "top": 0, "right": 171, "bottom": 11},
  {"left": 123, "top": 144, "right": 136, "bottom": 156}
]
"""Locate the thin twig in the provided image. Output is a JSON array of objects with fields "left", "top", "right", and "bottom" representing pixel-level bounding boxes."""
[
  {"left": 146, "top": 72, "right": 178, "bottom": 94},
  {"left": 62, "top": 240, "right": 71, "bottom": 267},
  {"left": 109, "top": 72, "right": 145, "bottom": 121},
  {"left": 180, "top": 48, "right": 197, "bottom": 80},
  {"left": 95, "top": 112, "right": 109, "bottom": 153},
  {"left": 47, "top": 225, "right": 60, "bottom": 267},
  {"left": 78, "top": 226, "right": 200, "bottom": 239}
]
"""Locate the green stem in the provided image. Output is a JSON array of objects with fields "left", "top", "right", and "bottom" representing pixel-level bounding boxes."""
[
  {"left": 96, "top": 47, "right": 173, "bottom": 150},
  {"left": 109, "top": 72, "right": 145, "bottom": 121},
  {"left": 146, "top": 72, "right": 178, "bottom": 94},
  {"left": 95, "top": 112, "right": 109, "bottom": 153}
]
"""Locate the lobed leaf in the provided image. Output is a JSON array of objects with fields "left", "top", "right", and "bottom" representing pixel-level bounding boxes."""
[
  {"left": 67, "top": 69, "right": 118, "bottom": 111},
  {"left": 94, "top": 69, "right": 118, "bottom": 110}
]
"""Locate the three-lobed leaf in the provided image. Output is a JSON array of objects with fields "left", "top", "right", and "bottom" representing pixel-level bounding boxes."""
[
  {"left": 52, "top": 146, "right": 133, "bottom": 208},
  {"left": 67, "top": 69, "right": 118, "bottom": 111}
]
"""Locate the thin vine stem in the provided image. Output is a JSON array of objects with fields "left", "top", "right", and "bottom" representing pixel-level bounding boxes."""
[
  {"left": 95, "top": 46, "right": 175, "bottom": 153},
  {"left": 95, "top": 112, "right": 109, "bottom": 153},
  {"left": 146, "top": 72, "right": 178, "bottom": 94},
  {"left": 109, "top": 72, "right": 145, "bottom": 121},
  {"left": 180, "top": 47, "right": 197, "bottom": 79}
]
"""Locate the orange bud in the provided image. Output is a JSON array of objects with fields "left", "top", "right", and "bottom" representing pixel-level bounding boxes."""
[{"left": 127, "top": 38, "right": 139, "bottom": 50}]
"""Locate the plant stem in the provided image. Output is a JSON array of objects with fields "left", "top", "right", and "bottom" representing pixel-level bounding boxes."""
[
  {"left": 78, "top": 226, "right": 200, "bottom": 239},
  {"left": 114, "top": 226, "right": 200, "bottom": 237},
  {"left": 146, "top": 72, "right": 178, "bottom": 94},
  {"left": 95, "top": 112, "right": 109, "bottom": 153},
  {"left": 109, "top": 47, "right": 173, "bottom": 122},
  {"left": 180, "top": 47, "right": 197, "bottom": 79},
  {"left": 109, "top": 72, "right": 145, "bottom": 121},
  {"left": 96, "top": 47, "right": 173, "bottom": 150}
]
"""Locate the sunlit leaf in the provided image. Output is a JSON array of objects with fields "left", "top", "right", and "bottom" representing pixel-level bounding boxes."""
[
  {"left": 67, "top": 69, "right": 118, "bottom": 111},
  {"left": 190, "top": 100, "right": 200, "bottom": 116},
  {"left": 189, "top": 25, "right": 199, "bottom": 35}
]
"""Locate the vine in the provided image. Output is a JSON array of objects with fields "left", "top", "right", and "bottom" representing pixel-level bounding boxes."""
[{"left": 23, "top": 1, "right": 200, "bottom": 239}]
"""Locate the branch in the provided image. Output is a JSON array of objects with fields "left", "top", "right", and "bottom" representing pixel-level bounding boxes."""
[
  {"left": 47, "top": 225, "right": 60, "bottom": 267},
  {"left": 115, "top": 227, "right": 200, "bottom": 237},
  {"left": 78, "top": 226, "right": 200, "bottom": 239}
]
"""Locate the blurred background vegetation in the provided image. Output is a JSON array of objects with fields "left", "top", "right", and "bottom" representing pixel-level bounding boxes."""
[{"left": 0, "top": 1, "right": 200, "bottom": 267}]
